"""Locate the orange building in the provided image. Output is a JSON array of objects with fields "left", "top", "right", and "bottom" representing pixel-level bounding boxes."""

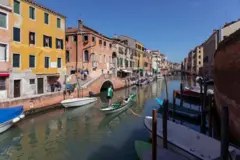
[{"left": 66, "top": 20, "right": 114, "bottom": 78}]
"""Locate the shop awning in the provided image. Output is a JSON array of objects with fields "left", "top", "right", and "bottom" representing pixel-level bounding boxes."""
[
  {"left": 139, "top": 69, "right": 144, "bottom": 72},
  {"left": 122, "top": 69, "right": 132, "bottom": 73},
  {"left": 0, "top": 73, "right": 10, "bottom": 77}
]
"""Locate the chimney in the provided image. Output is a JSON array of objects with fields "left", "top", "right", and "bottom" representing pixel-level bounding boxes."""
[
  {"left": 114, "top": 34, "right": 118, "bottom": 39},
  {"left": 78, "top": 20, "right": 83, "bottom": 32}
]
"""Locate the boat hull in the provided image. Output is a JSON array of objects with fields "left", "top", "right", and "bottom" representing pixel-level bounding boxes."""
[
  {"left": 101, "top": 101, "right": 132, "bottom": 115},
  {"left": 0, "top": 113, "right": 25, "bottom": 134},
  {"left": 61, "top": 98, "right": 98, "bottom": 108}
]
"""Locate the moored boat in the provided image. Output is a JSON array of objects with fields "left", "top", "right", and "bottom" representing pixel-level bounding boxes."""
[
  {"left": 137, "top": 78, "right": 148, "bottom": 86},
  {"left": 157, "top": 74, "right": 164, "bottom": 79},
  {"left": 156, "top": 98, "right": 201, "bottom": 120},
  {"left": 0, "top": 106, "right": 25, "bottom": 134},
  {"left": 61, "top": 97, "right": 98, "bottom": 108},
  {"left": 100, "top": 94, "right": 136, "bottom": 115},
  {"left": 144, "top": 116, "right": 240, "bottom": 160}
]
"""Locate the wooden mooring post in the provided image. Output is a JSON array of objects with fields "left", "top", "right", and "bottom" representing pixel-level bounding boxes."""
[
  {"left": 180, "top": 82, "right": 183, "bottom": 107},
  {"left": 221, "top": 105, "right": 229, "bottom": 160},
  {"left": 200, "top": 79, "right": 207, "bottom": 134},
  {"left": 172, "top": 91, "right": 176, "bottom": 122},
  {"left": 152, "top": 109, "right": 157, "bottom": 160},
  {"left": 208, "top": 94, "right": 213, "bottom": 137},
  {"left": 163, "top": 99, "right": 168, "bottom": 149}
]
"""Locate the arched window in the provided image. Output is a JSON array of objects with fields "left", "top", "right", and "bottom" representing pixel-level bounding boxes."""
[{"left": 84, "top": 50, "right": 89, "bottom": 62}]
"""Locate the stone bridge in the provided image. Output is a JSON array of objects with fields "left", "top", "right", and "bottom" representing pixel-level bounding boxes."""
[{"left": 168, "top": 69, "right": 196, "bottom": 75}]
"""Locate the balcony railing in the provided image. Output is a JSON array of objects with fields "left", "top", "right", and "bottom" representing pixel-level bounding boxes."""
[{"left": 92, "top": 61, "right": 98, "bottom": 68}]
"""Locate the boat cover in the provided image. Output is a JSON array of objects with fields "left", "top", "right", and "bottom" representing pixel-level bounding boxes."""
[
  {"left": 0, "top": 106, "right": 24, "bottom": 124},
  {"left": 156, "top": 98, "right": 164, "bottom": 106}
]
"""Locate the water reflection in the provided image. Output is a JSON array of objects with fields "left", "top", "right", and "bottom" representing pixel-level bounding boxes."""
[{"left": 0, "top": 77, "right": 199, "bottom": 160}]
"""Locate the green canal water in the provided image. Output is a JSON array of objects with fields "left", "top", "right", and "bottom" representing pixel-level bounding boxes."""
[{"left": 0, "top": 76, "right": 200, "bottom": 160}]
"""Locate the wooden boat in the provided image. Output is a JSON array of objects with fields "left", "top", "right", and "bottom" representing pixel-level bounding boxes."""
[
  {"left": 100, "top": 94, "right": 136, "bottom": 115},
  {"left": 156, "top": 98, "right": 201, "bottom": 120},
  {"left": 0, "top": 106, "right": 25, "bottom": 134},
  {"left": 184, "top": 86, "right": 214, "bottom": 95},
  {"left": 135, "top": 140, "right": 187, "bottom": 160},
  {"left": 144, "top": 116, "right": 240, "bottom": 160},
  {"left": 61, "top": 97, "right": 98, "bottom": 108},
  {"left": 175, "top": 90, "right": 201, "bottom": 105}
]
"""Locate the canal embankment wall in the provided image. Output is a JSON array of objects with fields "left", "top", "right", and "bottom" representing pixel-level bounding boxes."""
[
  {"left": 214, "top": 28, "right": 240, "bottom": 143},
  {"left": 0, "top": 75, "right": 126, "bottom": 116}
]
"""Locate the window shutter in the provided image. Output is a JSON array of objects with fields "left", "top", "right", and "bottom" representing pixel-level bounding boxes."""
[
  {"left": 55, "top": 38, "right": 58, "bottom": 48},
  {"left": 61, "top": 40, "right": 63, "bottom": 49},
  {"left": 49, "top": 37, "right": 52, "bottom": 48},
  {"left": 0, "top": 44, "right": 6, "bottom": 61}
]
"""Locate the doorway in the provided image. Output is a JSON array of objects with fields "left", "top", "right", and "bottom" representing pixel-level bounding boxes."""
[
  {"left": 14, "top": 80, "right": 21, "bottom": 98},
  {"left": 37, "top": 78, "right": 44, "bottom": 94}
]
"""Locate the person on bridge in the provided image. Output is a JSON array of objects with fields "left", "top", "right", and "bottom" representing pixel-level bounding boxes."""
[{"left": 107, "top": 85, "right": 113, "bottom": 105}]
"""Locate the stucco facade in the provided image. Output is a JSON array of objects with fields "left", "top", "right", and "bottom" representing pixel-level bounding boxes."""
[
  {"left": 66, "top": 20, "right": 114, "bottom": 78},
  {"left": 0, "top": 0, "right": 12, "bottom": 100},
  {"left": 193, "top": 46, "right": 203, "bottom": 74},
  {"left": 9, "top": 0, "right": 66, "bottom": 98}
]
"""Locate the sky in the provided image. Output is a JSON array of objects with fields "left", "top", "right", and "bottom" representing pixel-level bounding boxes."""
[{"left": 36, "top": 0, "right": 240, "bottom": 63}]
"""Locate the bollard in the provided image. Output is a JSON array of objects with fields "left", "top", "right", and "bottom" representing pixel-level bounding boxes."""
[
  {"left": 173, "top": 91, "right": 176, "bottom": 122},
  {"left": 221, "top": 106, "right": 229, "bottom": 160},
  {"left": 152, "top": 109, "right": 157, "bottom": 160},
  {"left": 162, "top": 99, "right": 168, "bottom": 149},
  {"left": 208, "top": 94, "right": 213, "bottom": 137}
]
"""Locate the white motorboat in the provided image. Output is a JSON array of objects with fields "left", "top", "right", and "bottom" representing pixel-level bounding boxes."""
[
  {"left": 0, "top": 106, "right": 25, "bottom": 134},
  {"left": 144, "top": 116, "right": 240, "bottom": 160},
  {"left": 61, "top": 97, "right": 98, "bottom": 108}
]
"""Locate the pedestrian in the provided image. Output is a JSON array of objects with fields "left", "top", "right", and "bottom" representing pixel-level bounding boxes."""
[{"left": 107, "top": 85, "right": 113, "bottom": 105}]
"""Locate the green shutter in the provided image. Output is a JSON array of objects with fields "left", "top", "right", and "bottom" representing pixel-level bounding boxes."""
[
  {"left": 44, "top": 13, "right": 49, "bottom": 24},
  {"left": 0, "top": 13, "right": 6, "bottom": 28},
  {"left": 57, "top": 18, "right": 61, "bottom": 28},
  {"left": 14, "top": 0, "right": 20, "bottom": 14}
]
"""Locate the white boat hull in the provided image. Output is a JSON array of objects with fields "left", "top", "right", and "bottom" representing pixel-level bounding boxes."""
[
  {"left": 61, "top": 97, "right": 98, "bottom": 108},
  {"left": 0, "top": 113, "right": 25, "bottom": 134},
  {"left": 101, "top": 102, "right": 132, "bottom": 115},
  {"left": 157, "top": 76, "right": 164, "bottom": 79}
]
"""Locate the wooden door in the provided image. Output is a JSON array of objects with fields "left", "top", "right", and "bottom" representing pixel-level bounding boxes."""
[
  {"left": 37, "top": 78, "right": 44, "bottom": 94},
  {"left": 14, "top": 80, "right": 21, "bottom": 98}
]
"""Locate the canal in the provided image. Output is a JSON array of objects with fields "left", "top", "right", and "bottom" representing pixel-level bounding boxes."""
[{"left": 0, "top": 76, "right": 200, "bottom": 160}]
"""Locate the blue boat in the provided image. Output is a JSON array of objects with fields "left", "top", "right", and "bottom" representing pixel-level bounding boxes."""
[{"left": 0, "top": 106, "right": 25, "bottom": 133}]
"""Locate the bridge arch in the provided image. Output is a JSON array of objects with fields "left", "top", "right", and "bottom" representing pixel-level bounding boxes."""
[{"left": 100, "top": 79, "right": 114, "bottom": 92}]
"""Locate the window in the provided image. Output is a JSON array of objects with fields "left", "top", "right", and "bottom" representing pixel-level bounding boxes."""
[
  {"left": 73, "top": 35, "right": 77, "bottom": 41},
  {"left": 66, "top": 36, "right": 68, "bottom": 42},
  {"left": 144, "top": 62, "right": 148, "bottom": 67},
  {"left": 56, "top": 38, "right": 63, "bottom": 49},
  {"left": 13, "top": 27, "right": 20, "bottom": 42},
  {"left": 29, "top": 32, "right": 35, "bottom": 45},
  {"left": 100, "top": 54, "right": 102, "bottom": 63},
  {"left": 14, "top": 0, "right": 20, "bottom": 15},
  {"left": 125, "top": 60, "right": 128, "bottom": 67},
  {"left": 44, "top": 13, "right": 49, "bottom": 24},
  {"left": 0, "top": 44, "right": 7, "bottom": 61},
  {"left": 29, "top": 79, "right": 35, "bottom": 84},
  {"left": 57, "top": 18, "right": 61, "bottom": 28},
  {"left": 0, "top": 78, "right": 6, "bottom": 90},
  {"left": 104, "top": 55, "right": 106, "bottom": 63},
  {"left": 92, "top": 36, "right": 95, "bottom": 42},
  {"left": 43, "top": 35, "right": 52, "bottom": 48},
  {"left": 109, "top": 44, "right": 112, "bottom": 48},
  {"left": 199, "top": 61, "right": 201, "bottom": 65},
  {"left": 83, "top": 35, "right": 88, "bottom": 41},
  {"left": 12, "top": 53, "right": 20, "bottom": 68},
  {"left": 29, "top": 7, "right": 35, "bottom": 20},
  {"left": 44, "top": 57, "right": 50, "bottom": 68},
  {"left": 199, "top": 55, "right": 201, "bottom": 59},
  {"left": 57, "top": 58, "right": 61, "bottom": 68},
  {"left": 104, "top": 41, "right": 106, "bottom": 47},
  {"left": 109, "top": 56, "right": 112, "bottom": 63},
  {"left": 0, "top": 12, "right": 7, "bottom": 28},
  {"left": 66, "top": 50, "right": 70, "bottom": 63},
  {"left": 29, "top": 55, "right": 35, "bottom": 68},
  {"left": 99, "top": 40, "right": 102, "bottom": 45},
  {"left": 84, "top": 50, "right": 89, "bottom": 62},
  {"left": 142, "top": 47, "right": 144, "bottom": 51}
]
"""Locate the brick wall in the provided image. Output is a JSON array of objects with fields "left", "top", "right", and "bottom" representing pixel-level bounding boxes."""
[{"left": 214, "top": 30, "right": 240, "bottom": 143}]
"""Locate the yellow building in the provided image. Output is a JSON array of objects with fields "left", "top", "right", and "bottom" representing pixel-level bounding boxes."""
[
  {"left": 9, "top": 0, "right": 66, "bottom": 98},
  {"left": 135, "top": 41, "right": 144, "bottom": 69}
]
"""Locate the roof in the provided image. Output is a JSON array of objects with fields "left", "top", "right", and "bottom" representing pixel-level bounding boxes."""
[
  {"left": 222, "top": 19, "right": 240, "bottom": 28},
  {"left": 23, "top": 0, "right": 65, "bottom": 18},
  {"left": 66, "top": 25, "right": 112, "bottom": 41}
]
